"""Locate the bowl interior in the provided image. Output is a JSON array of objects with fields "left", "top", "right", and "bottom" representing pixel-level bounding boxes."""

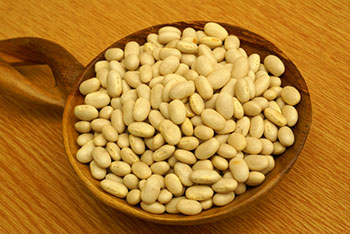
[{"left": 63, "top": 21, "right": 312, "bottom": 225}]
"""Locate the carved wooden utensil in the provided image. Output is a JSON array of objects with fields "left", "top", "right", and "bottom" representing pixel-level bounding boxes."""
[{"left": 0, "top": 21, "right": 312, "bottom": 225}]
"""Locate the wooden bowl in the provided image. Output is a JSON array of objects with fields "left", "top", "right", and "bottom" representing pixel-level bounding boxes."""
[{"left": 62, "top": 21, "right": 312, "bottom": 225}]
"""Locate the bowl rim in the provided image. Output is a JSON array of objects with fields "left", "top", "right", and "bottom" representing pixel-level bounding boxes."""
[{"left": 62, "top": 21, "right": 312, "bottom": 225}]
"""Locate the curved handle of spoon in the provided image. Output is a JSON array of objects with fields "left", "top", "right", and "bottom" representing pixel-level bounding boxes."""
[{"left": 0, "top": 37, "right": 84, "bottom": 108}]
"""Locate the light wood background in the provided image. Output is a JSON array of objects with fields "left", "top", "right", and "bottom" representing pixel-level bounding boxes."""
[{"left": 0, "top": 0, "right": 349, "bottom": 233}]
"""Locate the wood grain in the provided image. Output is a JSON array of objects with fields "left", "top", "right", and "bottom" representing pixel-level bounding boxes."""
[{"left": 0, "top": 0, "right": 349, "bottom": 233}]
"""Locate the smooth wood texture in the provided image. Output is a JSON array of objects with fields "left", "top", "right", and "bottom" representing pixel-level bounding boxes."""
[
  {"left": 0, "top": 0, "right": 348, "bottom": 233},
  {"left": 62, "top": 21, "right": 311, "bottom": 225},
  {"left": 0, "top": 37, "right": 84, "bottom": 107}
]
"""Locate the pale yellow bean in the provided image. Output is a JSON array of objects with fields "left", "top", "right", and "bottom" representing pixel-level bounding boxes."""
[
  {"left": 106, "top": 142, "right": 121, "bottom": 161},
  {"left": 153, "top": 145, "right": 176, "bottom": 161},
  {"left": 177, "top": 136, "right": 199, "bottom": 150},
  {"left": 255, "top": 74, "right": 270, "bottom": 96},
  {"left": 176, "top": 40, "right": 198, "bottom": 54},
  {"left": 122, "top": 100, "right": 135, "bottom": 126},
  {"left": 204, "top": 22, "right": 228, "bottom": 41},
  {"left": 212, "top": 178, "right": 238, "bottom": 193},
  {"left": 264, "top": 107, "right": 287, "bottom": 127},
  {"left": 151, "top": 161, "right": 170, "bottom": 175},
  {"left": 158, "top": 189, "right": 173, "bottom": 204},
  {"left": 207, "top": 68, "right": 230, "bottom": 90},
  {"left": 224, "top": 35, "right": 240, "bottom": 49},
  {"left": 79, "top": 78, "right": 100, "bottom": 95},
  {"left": 100, "top": 179, "right": 128, "bottom": 198},
  {"left": 211, "top": 155, "right": 229, "bottom": 171},
  {"left": 249, "top": 115, "right": 264, "bottom": 138},
  {"left": 165, "top": 173, "right": 184, "bottom": 196},
  {"left": 93, "top": 133, "right": 107, "bottom": 147},
  {"left": 104, "top": 47, "right": 124, "bottom": 61},
  {"left": 234, "top": 182, "right": 247, "bottom": 195},
  {"left": 278, "top": 126, "right": 295, "bottom": 146},
  {"left": 227, "top": 133, "right": 246, "bottom": 152},
  {"left": 243, "top": 101, "right": 261, "bottom": 116},
  {"left": 141, "top": 150, "right": 154, "bottom": 166},
  {"left": 261, "top": 156, "right": 275, "bottom": 174},
  {"left": 281, "top": 86, "right": 301, "bottom": 105},
  {"left": 91, "top": 118, "right": 111, "bottom": 132},
  {"left": 169, "top": 81, "right": 195, "bottom": 100},
  {"left": 248, "top": 53, "right": 260, "bottom": 73},
  {"left": 90, "top": 160, "right": 106, "bottom": 180},
  {"left": 148, "top": 110, "right": 165, "bottom": 130},
  {"left": 74, "top": 105, "right": 99, "bottom": 121},
  {"left": 75, "top": 121, "right": 91, "bottom": 133},
  {"left": 217, "top": 143, "right": 237, "bottom": 158},
  {"left": 264, "top": 119, "right": 278, "bottom": 142},
  {"left": 123, "top": 174, "right": 139, "bottom": 190},
  {"left": 141, "top": 176, "right": 161, "bottom": 204},
  {"left": 120, "top": 148, "right": 139, "bottom": 165},
  {"left": 213, "top": 192, "right": 235, "bottom": 206},
  {"left": 273, "top": 141, "right": 286, "bottom": 155},
  {"left": 177, "top": 199, "right": 202, "bottom": 215},
  {"left": 235, "top": 78, "right": 250, "bottom": 103},
  {"left": 174, "top": 162, "right": 193, "bottom": 187},
  {"left": 246, "top": 171, "right": 265, "bottom": 186},
  {"left": 260, "top": 138, "right": 274, "bottom": 155},
  {"left": 77, "top": 133, "right": 94, "bottom": 146},
  {"left": 174, "top": 149, "right": 197, "bottom": 165},
  {"left": 216, "top": 92, "right": 234, "bottom": 119},
  {"left": 229, "top": 158, "right": 249, "bottom": 182},
  {"left": 99, "top": 106, "right": 113, "bottom": 119},
  {"left": 201, "top": 109, "right": 226, "bottom": 130},
  {"left": 234, "top": 117, "right": 250, "bottom": 136},
  {"left": 102, "top": 125, "right": 118, "bottom": 142},
  {"left": 128, "top": 122, "right": 155, "bottom": 138},
  {"left": 232, "top": 56, "right": 249, "bottom": 79},
  {"left": 132, "top": 161, "right": 152, "bottom": 180},
  {"left": 282, "top": 105, "right": 298, "bottom": 127},
  {"left": 129, "top": 135, "right": 145, "bottom": 154},
  {"left": 244, "top": 137, "right": 263, "bottom": 154},
  {"left": 133, "top": 98, "right": 151, "bottom": 122},
  {"left": 159, "top": 119, "right": 182, "bottom": 145},
  {"left": 181, "top": 118, "right": 194, "bottom": 136},
  {"left": 264, "top": 55, "right": 285, "bottom": 76},
  {"left": 190, "top": 169, "right": 221, "bottom": 184},
  {"left": 194, "top": 125, "right": 214, "bottom": 140},
  {"left": 213, "top": 47, "right": 226, "bottom": 62},
  {"left": 127, "top": 189, "right": 141, "bottom": 205},
  {"left": 159, "top": 55, "right": 180, "bottom": 75},
  {"left": 192, "top": 160, "right": 214, "bottom": 171},
  {"left": 199, "top": 36, "right": 222, "bottom": 49},
  {"left": 193, "top": 55, "right": 215, "bottom": 76},
  {"left": 110, "top": 161, "right": 131, "bottom": 177},
  {"left": 92, "top": 146, "right": 112, "bottom": 168},
  {"left": 111, "top": 109, "right": 125, "bottom": 133},
  {"left": 216, "top": 120, "right": 236, "bottom": 134},
  {"left": 168, "top": 99, "right": 186, "bottom": 124},
  {"left": 195, "top": 76, "right": 214, "bottom": 100},
  {"left": 115, "top": 134, "right": 131, "bottom": 150},
  {"left": 244, "top": 155, "right": 269, "bottom": 171},
  {"left": 225, "top": 48, "right": 242, "bottom": 64},
  {"left": 150, "top": 83, "right": 164, "bottom": 109},
  {"left": 195, "top": 138, "right": 220, "bottom": 160},
  {"left": 233, "top": 97, "right": 244, "bottom": 119},
  {"left": 186, "top": 185, "right": 214, "bottom": 201},
  {"left": 124, "top": 71, "right": 141, "bottom": 89}
]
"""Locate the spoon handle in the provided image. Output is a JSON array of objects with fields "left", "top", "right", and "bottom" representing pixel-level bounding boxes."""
[{"left": 0, "top": 37, "right": 84, "bottom": 107}]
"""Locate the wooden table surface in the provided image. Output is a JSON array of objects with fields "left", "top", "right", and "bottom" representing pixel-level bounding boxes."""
[{"left": 0, "top": 0, "right": 349, "bottom": 233}]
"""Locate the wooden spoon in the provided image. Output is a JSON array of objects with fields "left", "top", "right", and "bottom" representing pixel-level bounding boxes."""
[{"left": 0, "top": 21, "right": 312, "bottom": 225}]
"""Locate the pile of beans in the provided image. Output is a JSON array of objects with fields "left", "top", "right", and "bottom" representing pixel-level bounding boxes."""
[{"left": 74, "top": 22, "right": 300, "bottom": 215}]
